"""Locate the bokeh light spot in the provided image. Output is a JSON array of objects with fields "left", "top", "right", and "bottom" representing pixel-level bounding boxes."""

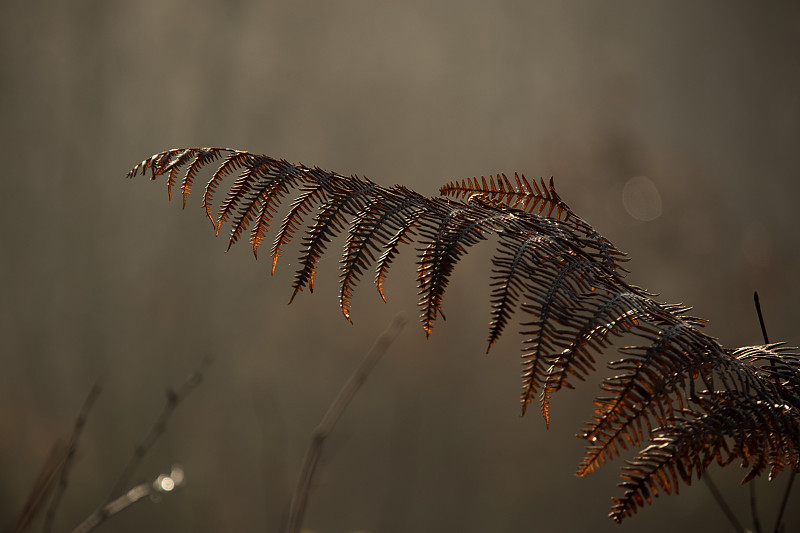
[
  {"left": 159, "top": 476, "right": 175, "bottom": 492},
  {"left": 622, "top": 176, "right": 662, "bottom": 222}
]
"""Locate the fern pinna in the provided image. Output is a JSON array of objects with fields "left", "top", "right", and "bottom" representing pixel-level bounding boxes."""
[{"left": 127, "top": 147, "right": 799, "bottom": 522}]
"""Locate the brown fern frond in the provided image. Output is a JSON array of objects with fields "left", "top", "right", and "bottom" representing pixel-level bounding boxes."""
[
  {"left": 576, "top": 317, "right": 717, "bottom": 476},
  {"left": 202, "top": 150, "right": 258, "bottom": 226},
  {"left": 374, "top": 216, "right": 423, "bottom": 303},
  {"left": 440, "top": 174, "right": 573, "bottom": 220},
  {"left": 128, "top": 148, "right": 207, "bottom": 201},
  {"left": 416, "top": 199, "right": 517, "bottom": 336},
  {"left": 518, "top": 252, "right": 612, "bottom": 415},
  {"left": 181, "top": 149, "right": 225, "bottom": 208},
  {"left": 609, "top": 381, "right": 800, "bottom": 522},
  {"left": 270, "top": 182, "right": 329, "bottom": 271},
  {"left": 539, "top": 290, "right": 657, "bottom": 426},
  {"left": 289, "top": 175, "right": 377, "bottom": 303},
  {"left": 215, "top": 155, "right": 273, "bottom": 235},
  {"left": 486, "top": 233, "right": 548, "bottom": 353},
  {"left": 126, "top": 147, "right": 800, "bottom": 524},
  {"left": 220, "top": 158, "right": 309, "bottom": 255},
  {"left": 339, "top": 186, "right": 428, "bottom": 321}
]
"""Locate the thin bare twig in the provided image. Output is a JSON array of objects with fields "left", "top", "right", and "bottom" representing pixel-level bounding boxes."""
[
  {"left": 10, "top": 443, "right": 67, "bottom": 533},
  {"left": 755, "top": 292, "right": 797, "bottom": 533},
  {"left": 750, "top": 480, "right": 763, "bottom": 533},
  {"left": 748, "top": 291, "right": 770, "bottom": 533},
  {"left": 699, "top": 291, "right": 784, "bottom": 533},
  {"left": 43, "top": 382, "right": 103, "bottom": 533},
  {"left": 66, "top": 360, "right": 208, "bottom": 533},
  {"left": 703, "top": 474, "right": 746, "bottom": 533},
  {"left": 8, "top": 381, "right": 102, "bottom": 533},
  {"left": 285, "top": 313, "right": 407, "bottom": 533},
  {"left": 70, "top": 465, "right": 185, "bottom": 533},
  {"left": 252, "top": 389, "right": 290, "bottom": 532},
  {"left": 754, "top": 292, "right": 770, "bottom": 345},
  {"left": 105, "top": 359, "right": 209, "bottom": 502},
  {"left": 774, "top": 475, "right": 795, "bottom": 533}
]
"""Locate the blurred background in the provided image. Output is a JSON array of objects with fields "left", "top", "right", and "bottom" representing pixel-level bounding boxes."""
[{"left": 1, "top": 1, "right": 799, "bottom": 531}]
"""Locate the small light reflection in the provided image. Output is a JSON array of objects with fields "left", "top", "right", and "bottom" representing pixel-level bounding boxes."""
[
  {"left": 622, "top": 176, "right": 662, "bottom": 222},
  {"left": 169, "top": 465, "right": 185, "bottom": 485},
  {"left": 159, "top": 476, "right": 175, "bottom": 492},
  {"left": 155, "top": 465, "right": 184, "bottom": 493}
]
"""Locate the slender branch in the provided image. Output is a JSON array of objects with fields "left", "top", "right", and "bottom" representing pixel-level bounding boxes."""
[
  {"left": 703, "top": 474, "right": 746, "bottom": 533},
  {"left": 105, "top": 359, "right": 209, "bottom": 501},
  {"left": 285, "top": 313, "right": 407, "bottom": 533},
  {"left": 756, "top": 291, "right": 797, "bottom": 533},
  {"left": 699, "top": 291, "right": 785, "bottom": 533},
  {"left": 70, "top": 465, "right": 185, "bottom": 533},
  {"left": 68, "top": 361, "right": 208, "bottom": 533},
  {"left": 750, "top": 480, "right": 763, "bottom": 533},
  {"left": 10, "top": 383, "right": 102, "bottom": 533},
  {"left": 754, "top": 292, "right": 770, "bottom": 344},
  {"left": 774, "top": 475, "right": 795, "bottom": 533},
  {"left": 11, "top": 443, "right": 67, "bottom": 533},
  {"left": 43, "top": 382, "right": 103, "bottom": 533},
  {"left": 252, "top": 389, "right": 290, "bottom": 532},
  {"left": 749, "top": 291, "right": 771, "bottom": 533}
]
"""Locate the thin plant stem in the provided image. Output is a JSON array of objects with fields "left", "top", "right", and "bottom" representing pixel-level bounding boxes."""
[
  {"left": 755, "top": 291, "right": 797, "bottom": 533},
  {"left": 773, "top": 475, "right": 795, "bottom": 533},
  {"left": 105, "top": 359, "right": 208, "bottom": 502},
  {"left": 252, "top": 389, "right": 290, "bottom": 532},
  {"left": 69, "top": 361, "right": 208, "bottom": 533},
  {"left": 751, "top": 481, "right": 763, "bottom": 533},
  {"left": 70, "top": 465, "right": 185, "bottom": 533},
  {"left": 703, "top": 474, "right": 746, "bottom": 533},
  {"left": 749, "top": 291, "right": 770, "bottom": 533},
  {"left": 754, "top": 292, "right": 770, "bottom": 345},
  {"left": 10, "top": 383, "right": 102, "bottom": 533},
  {"left": 285, "top": 313, "right": 407, "bottom": 533},
  {"left": 43, "top": 382, "right": 103, "bottom": 533}
]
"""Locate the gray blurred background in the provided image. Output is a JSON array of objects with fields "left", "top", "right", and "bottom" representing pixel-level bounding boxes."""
[{"left": 2, "top": 1, "right": 799, "bottom": 532}]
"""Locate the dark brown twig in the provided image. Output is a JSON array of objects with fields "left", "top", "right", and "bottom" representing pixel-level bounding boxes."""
[
  {"left": 42, "top": 382, "right": 103, "bottom": 533},
  {"left": 8, "top": 381, "right": 102, "bottom": 533},
  {"left": 774, "top": 476, "right": 795, "bottom": 533},
  {"left": 285, "top": 313, "right": 407, "bottom": 533},
  {"left": 105, "top": 359, "right": 208, "bottom": 501},
  {"left": 251, "top": 389, "right": 290, "bottom": 532},
  {"left": 748, "top": 291, "right": 770, "bottom": 533},
  {"left": 70, "top": 465, "right": 185, "bottom": 533},
  {"left": 750, "top": 480, "right": 763, "bottom": 533},
  {"left": 9, "top": 443, "right": 67, "bottom": 533},
  {"left": 67, "top": 360, "right": 208, "bottom": 533},
  {"left": 756, "top": 292, "right": 797, "bottom": 533},
  {"left": 703, "top": 474, "right": 746, "bottom": 533},
  {"left": 754, "top": 292, "right": 770, "bottom": 345}
]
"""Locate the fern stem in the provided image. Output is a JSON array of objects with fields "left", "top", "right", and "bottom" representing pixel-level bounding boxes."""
[
  {"left": 750, "top": 291, "right": 770, "bottom": 533},
  {"left": 755, "top": 291, "right": 796, "bottom": 533},
  {"left": 43, "top": 382, "right": 103, "bottom": 533},
  {"left": 773, "top": 475, "right": 795, "bottom": 533},
  {"left": 750, "top": 482, "right": 763, "bottom": 533},
  {"left": 753, "top": 292, "right": 770, "bottom": 344},
  {"left": 285, "top": 313, "right": 407, "bottom": 533},
  {"left": 703, "top": 474, "right": 746, "bottom": 533},
  {"left": 104, "top": 361, "right": 207, "bottom": 502}
]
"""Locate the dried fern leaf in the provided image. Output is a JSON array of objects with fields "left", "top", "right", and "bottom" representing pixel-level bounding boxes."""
[
  {"left": 440, "top": 174, "right": 573, "bottom": 220},
  {"left": 339, "top": 186, "right": 428, "bottom": 321},
  {"left": 127, "top": 147, "right": 800, "bottom": 524}
]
